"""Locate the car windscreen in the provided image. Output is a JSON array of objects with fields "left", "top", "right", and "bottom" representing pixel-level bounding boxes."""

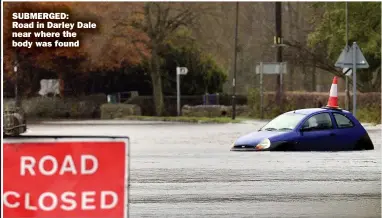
[{"left": 260, "top": 113, "right": 306, "bottom": 131}]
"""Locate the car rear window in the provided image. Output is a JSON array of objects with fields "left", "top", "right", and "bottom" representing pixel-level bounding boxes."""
[{"left": 333, "top": 113, "right": 354, "bottom": 128}]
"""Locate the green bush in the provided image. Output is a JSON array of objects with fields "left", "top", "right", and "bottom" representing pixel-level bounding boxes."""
[
  {"left": 356, "top": 106, "right": 381, "bottom": 124},
  {"left": 100, "top": 103, "right": 141, "bottom": 119}
]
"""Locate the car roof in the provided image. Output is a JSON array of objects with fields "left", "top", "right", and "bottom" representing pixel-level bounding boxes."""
[{"left": 286, "top": 108, "right": 352, "bottom": 115}]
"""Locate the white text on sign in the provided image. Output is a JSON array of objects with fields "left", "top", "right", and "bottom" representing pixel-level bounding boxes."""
[
  {"left": 3, "top": 191, "right": 118, "bottom": 211},
  {"left": 20, "top": 154, "right": 98, "bottom": 176},
  {"left": 3, "top": 154, "right": 119, "bottom": 211}
]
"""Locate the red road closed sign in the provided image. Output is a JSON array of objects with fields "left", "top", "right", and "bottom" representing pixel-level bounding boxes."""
[{"left": 3, "top": 137, "right": 129, "bottom": 218}]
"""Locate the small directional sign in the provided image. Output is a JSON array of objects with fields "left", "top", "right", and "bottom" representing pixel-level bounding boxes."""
[
  {"left": 176, "top": 67, "right": 188, "bottom": 75},
  {"left": 343, "top": 68, "right": 352, "bottom": 77},
  {"left": 255, "top": 62, "right": 287, "bottom": 74},
  {"left": 335, "top": 43, "right": 369, "bottom": 69}
]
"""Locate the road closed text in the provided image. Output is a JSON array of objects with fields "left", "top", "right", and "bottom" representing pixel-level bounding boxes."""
[
  {"left": 4, "top": 154, "right": 119, "bottom": 211},
  {"left": 3, "top": 191, "right": 118, "bottom": 211},
  {"left": 19, "top": 154, "right": 98, "bottom": 176},
  {"left": 4, "top": 140, "right": 127, "bottom": 217}
]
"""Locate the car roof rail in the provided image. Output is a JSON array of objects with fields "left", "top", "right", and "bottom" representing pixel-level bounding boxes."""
[{"left": 321, "top": 106, "right": 343, "bottom": 111}]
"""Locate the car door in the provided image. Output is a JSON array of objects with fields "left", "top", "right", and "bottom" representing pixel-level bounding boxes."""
[
  {"left": 296, "top": 112, "right": 336, "bottom": 151},
  {"left": 330, "top": 112, "right": 359, "bottom": 150}
]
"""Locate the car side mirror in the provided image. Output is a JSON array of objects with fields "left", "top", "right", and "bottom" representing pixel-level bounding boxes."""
[{"left": 300, "top": 126, "right": 312, "bottom": 132}]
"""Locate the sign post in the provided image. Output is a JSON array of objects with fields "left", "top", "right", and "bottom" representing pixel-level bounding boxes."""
[
  {"left": 343, "top": 67, "right": 352, "bottom": 110},
  {"left": 256, "top": 62, "right": 287, "bottom": 119},
  {"left": 335, "top": 42, "right": 369, "bottom": 116},
  {"left": 176, "top": 67, "right": 188, "bottom": 116},
  {"left": 3, "top": 136, "right": 130, "bottom": 218},
  {"left": 259, "top": 62, "right": 264, "bottom": 119}
]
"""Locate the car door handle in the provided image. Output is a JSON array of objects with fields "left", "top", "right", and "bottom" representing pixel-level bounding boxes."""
[{"left": 329, "top": 133, "right": 336, "bottom": 136}]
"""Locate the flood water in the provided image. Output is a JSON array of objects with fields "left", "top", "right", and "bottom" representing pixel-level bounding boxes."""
[{"left": 24, "top": 120, "right": 381, "bottom": 217}]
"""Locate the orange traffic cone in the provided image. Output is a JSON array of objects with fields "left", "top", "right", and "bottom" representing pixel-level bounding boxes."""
[{"left": 327, "top": 76, "right": 339, "bottom": 108}]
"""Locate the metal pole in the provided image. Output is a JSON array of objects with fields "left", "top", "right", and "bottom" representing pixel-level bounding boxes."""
[
  {"left": 232, "top": 1, "right": 239, "bottom": 120},
  {"left": 280, "top": 62, "right": 283, "bottom": 93},
  {"left": 352, "top": 42, "right": 357, "bottom": 117},
  {"left": 260, "top": 62, "right": 264, "bottom": 119},
  {"left": 14, "top": 50, "right": 20, "bottom": 107},
  {"left": 177, "top": 72, "right": 180, "bottom": 116},
  {"left": 275, "top": 1, "right": 282, "bottom": 105},
  {"left": 345, "top": 2, "right": 350, "bottom": 110}
]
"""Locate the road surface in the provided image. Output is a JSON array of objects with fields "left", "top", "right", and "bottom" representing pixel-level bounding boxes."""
[{"left": 24, "top": 120, "right": 381, "bottom": 218}]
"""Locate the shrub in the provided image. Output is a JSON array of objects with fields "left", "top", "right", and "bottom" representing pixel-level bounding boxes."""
[
  {"left": 356, "top": 106, "right": 381, "bottom": 124},
  {"left": 182, "top": 105, "right": 230, "bottom": 117},
  {"left": 100, "top": 103, "right": 141, "bottom": 119}
]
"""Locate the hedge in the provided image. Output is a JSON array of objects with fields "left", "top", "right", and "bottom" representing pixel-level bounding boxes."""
[
  {"left": 247, "top": 90, "right": 381, "bottom": 123},
  {"left": 100, "top": 103, "right": 141, "bottom": 119}
]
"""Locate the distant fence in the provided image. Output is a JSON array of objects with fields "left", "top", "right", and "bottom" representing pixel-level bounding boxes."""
[
  {"left": 125, "top": 94, "right": 247, "bottom": 116},
  {"left": 107, "top": 91, "right": 139, "bottom": 104},
  {"left": 202, "top": 93, "right": 220, "bottom": 105}
]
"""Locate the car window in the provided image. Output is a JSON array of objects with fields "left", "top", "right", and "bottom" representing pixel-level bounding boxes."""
[
  {"left": 261, "top": 113, "right": 306, "bottom": 131},
  {"left": 302, "top": 113, "right": 333, "bottom": 130},
  {"left": 333, "top": 113, "right": 354, "bottom": 128}
]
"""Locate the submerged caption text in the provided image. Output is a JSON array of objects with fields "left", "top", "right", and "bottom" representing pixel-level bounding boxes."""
[{"left": 12, "top": 12, "right": 97, "bottom": 48}]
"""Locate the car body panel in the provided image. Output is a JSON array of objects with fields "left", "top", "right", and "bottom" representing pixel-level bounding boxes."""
[{"left": 230, "top": 108, "right": 374, "bottom": 152}]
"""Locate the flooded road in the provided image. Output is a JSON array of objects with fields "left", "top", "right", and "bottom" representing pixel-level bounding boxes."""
[{"left": 24, "top": 120, "right": 381, "bottom": 217}]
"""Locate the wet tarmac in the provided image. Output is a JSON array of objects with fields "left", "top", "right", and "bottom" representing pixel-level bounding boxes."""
[{"left": 24, "top": 120, "right": 381, "bottom": 218}]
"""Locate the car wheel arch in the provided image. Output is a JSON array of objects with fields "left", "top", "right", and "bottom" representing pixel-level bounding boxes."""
[
  {"left": 270, "top": 140, "right": 296, "bottom": 151},
  {"left": 353, "top": 133, "right": 374, "bottom": 150}
]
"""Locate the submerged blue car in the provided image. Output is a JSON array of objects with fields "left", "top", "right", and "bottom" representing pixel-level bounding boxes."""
[{"left": 230, "top": 108, "right": 374, "bottom": 152}]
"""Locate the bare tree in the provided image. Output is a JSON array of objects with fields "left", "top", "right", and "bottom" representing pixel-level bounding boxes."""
[{"left": 144, "top": 2, "right": 207, "bottom": 116}]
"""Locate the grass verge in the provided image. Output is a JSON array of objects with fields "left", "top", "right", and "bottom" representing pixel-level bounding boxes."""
[
  {"left": 120, "top": 116, "right": 243, "bottom": 123},
  {"left": 356, "top": 107, "right": 381, "bottom": 125}
]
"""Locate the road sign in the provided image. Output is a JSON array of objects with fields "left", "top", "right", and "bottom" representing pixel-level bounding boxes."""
[
  {"left": 256, "top": 62, "right": 287, "bottom": 74},
  {"left": 176, "top": 66, "right": 188, "bottom": 116},
  {"left": 335, "top": 44, "right": 369, "bottom": 68},
  {"left": 255, "top": 62, "right": 287, "bottom": 119},
  {"left": 343, "top": 68, "right": 352, "bottom": 77},
  {"left": 3, "top": 136, "right": 130, "bottom": 218},
  {"left": 334, "top": 42, "right": 370, "bottom": 117},
  {"left": 176, "top": 67, "right": 188, "bottom": 75}
]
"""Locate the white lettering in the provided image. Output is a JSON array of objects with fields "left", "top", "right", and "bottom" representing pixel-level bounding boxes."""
[
  {"left": 38, "top": 192, "right": 58, "bottom": 211},
  {"left": 4, "top": 191, "right": 120, "bottom": 211},
  {"left": 25, "top": 193, "right": 38, "bottom": 210},
  {"left": 81, "top": 155, "right": 98, "bottom": 175},
  {"left": 12, "top": 22, "right": 34, "bottom": 28},
  {"left": 77, "top": 21, "right": 96, "bottom": 29},
  {"left": 39, "top": 155, "right": 58, "bottom": 176},
  {"left": 101, "top": 191, "right": 118, "bottom": 209},
  {"left": 12, "top": 40, "right": 33, "bottom": 48},
  {"left": 21, "top": 156, "right": 36, "bottom": 176},
  {"left": 81, "top": 191, "right": 96, "bottom": 210},
  {"left": 4, "top": 191, "right": 20, "bottom": 208},
  {"left": 59, "top": 155, "right": 77, "bottom": 175},
  {"left": 61, "top": 192, "right": 76, "bottom": 211}
]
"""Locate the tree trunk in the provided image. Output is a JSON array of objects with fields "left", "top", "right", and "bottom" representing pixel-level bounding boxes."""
[
  {"left": 302, "top": 64, "right": 308, "bottom": 91},
  {"left": 288, "top": 60, "right": 295, "bottom": 91},
  {"left": 58, "top": 72, "right": 65, "bottom": 98},
  {"left": 150, "top": 42, "right": 165, "bottom": 116},
  {"left": 311, "top": 62, "right": 316, "bottom": 92}
]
